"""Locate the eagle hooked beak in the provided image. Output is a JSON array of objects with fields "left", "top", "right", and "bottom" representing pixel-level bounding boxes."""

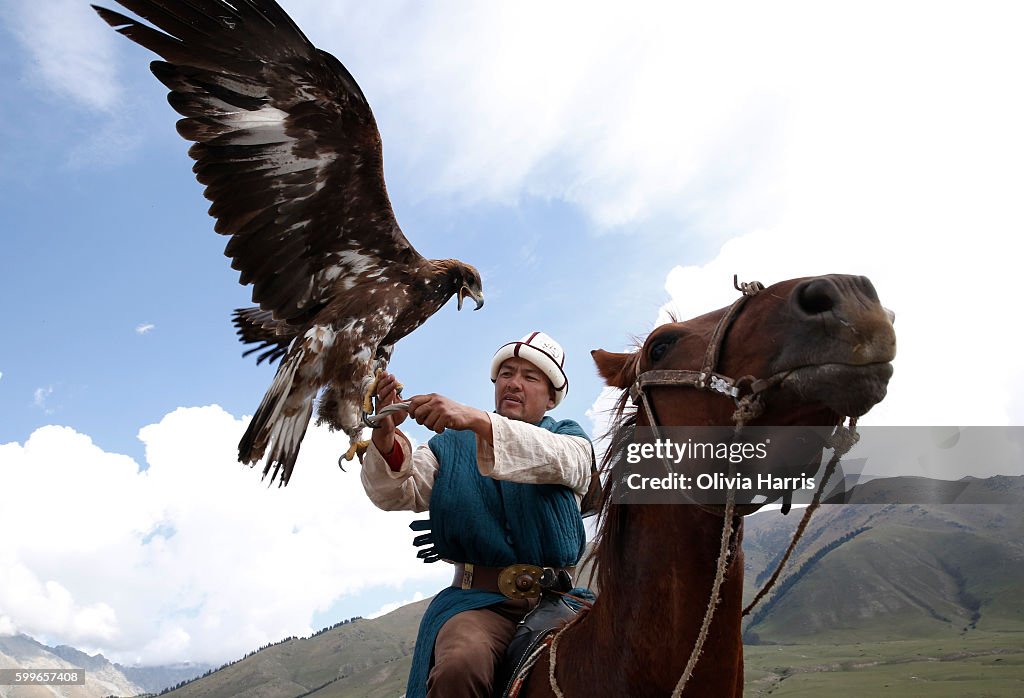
[{"left": 458, "top": 285, "right": 485, "bottom": 311}]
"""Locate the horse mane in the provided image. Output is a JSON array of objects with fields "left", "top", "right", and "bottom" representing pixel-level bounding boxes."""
[{"left": 586, "top": 347, "right": 642, "bottom": 599}]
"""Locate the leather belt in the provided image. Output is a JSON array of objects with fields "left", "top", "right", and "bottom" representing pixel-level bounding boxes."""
[{"left": 452, "top": 563, "right": 575, "bottom": 600}]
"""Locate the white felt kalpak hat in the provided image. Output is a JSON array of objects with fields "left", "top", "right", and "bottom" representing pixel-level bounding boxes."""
[{"left": 490, "top": 331, "right": 569, "bottom": 407}]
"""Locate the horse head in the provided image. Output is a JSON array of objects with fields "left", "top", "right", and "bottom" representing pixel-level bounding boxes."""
[
  {"left": 534, "top": 275, "right": 896, "bottom": 698},
  {"left": 592, "top": 274, "right": 896, "bottom": 512}
]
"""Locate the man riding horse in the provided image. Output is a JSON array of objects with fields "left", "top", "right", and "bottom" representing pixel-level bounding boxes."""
[{"left": 360, "top": 332, "right": 594, "bottom": 698}]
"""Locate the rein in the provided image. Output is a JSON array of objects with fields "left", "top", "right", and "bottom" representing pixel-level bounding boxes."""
[{"left": 546, "top": 277, "right": 859, "bottom": 698}]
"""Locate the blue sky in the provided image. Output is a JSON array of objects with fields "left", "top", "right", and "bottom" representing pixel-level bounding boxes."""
[{"left": 2, "top": 0, "right": 1023, "bottom": 667}]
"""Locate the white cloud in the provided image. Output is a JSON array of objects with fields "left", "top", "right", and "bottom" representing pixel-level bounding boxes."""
[
  {"left": 563, "top": 1, "right": 1024, "bottom": 429},
  {"left": 232, "top": 0, "right": 786, "bottom": 238},
  {"left": 288, "top": 2, "right": 834, "bottom": 237},
  {"left": 0, "top": 409, "right": 449, "bottom": 666},
  {"left": 651, "top": 2, "right": 1024, "bottom": 427},
  {"left": 32, "top": 386, "right": 55, "bottom": 414},
  {"left": 64, "top": 0, "right": 1024, "bottom": 247},
  {"left": 135, "top": 323, "right": 155, "bottom": 335},
  {"left": 585, "top": 386, "right": 628, "bottom": 462},
  {"left": 661, "top": 227, "right": 1023, "bottom": 427},
  {"left": 366, "top": 591, "right": 425, "bottom": 620},
  {"left": 7, "top": 0, "right": 122, "bottom": 112},
  {"left": 243, "top": 1, "right": 1006, "bottom": 264}
]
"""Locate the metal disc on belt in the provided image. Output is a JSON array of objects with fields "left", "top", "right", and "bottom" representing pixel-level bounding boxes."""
[{"left": 499, "top": 564, "right": 543, "bottom": 599}]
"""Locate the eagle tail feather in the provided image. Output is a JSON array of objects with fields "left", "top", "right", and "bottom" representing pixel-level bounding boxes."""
[
  {"left": 238, "top": 346, "right": 311, "bottom": 486},
  {"left": 261, "top": 401, "right": 312, "bottom": 487}
]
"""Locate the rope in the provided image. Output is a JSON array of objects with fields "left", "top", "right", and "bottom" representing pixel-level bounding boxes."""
[
  {"left": 670, "top": 466, "right": 737, "bottom": 697},
  {"left": 731, "top": 393, "right": 764, "bottom": 425},
  {"left": 547, "top": 607, "right": 590, "bottom": 698},
  {"left": 506, "top": 634, "right": 554, "bottom": 698},
  {"left": 741, "top": 417, "right": 859, "bottom": 616}
]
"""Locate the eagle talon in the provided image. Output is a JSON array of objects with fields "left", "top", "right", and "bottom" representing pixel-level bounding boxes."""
[{"left": 340, "top": 439, "right": 370, "bottom": 465}]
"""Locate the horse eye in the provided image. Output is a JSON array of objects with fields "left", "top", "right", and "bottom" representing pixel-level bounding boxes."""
[{"left": 649, "top": 339, "right": 672, "bottom": 363}]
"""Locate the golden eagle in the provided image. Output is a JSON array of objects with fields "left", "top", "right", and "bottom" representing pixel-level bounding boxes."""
[{"left": 94, "top": 0, "right": 484, "bottom": 485}]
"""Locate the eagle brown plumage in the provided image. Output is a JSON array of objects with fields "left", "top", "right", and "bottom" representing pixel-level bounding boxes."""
[{"left": 94, "top": 0, "right": 484, "bottom": 485}]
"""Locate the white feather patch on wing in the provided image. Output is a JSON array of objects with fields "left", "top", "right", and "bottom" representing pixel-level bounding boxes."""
[
  {"left": 225, "top": 105, "right": 289, "bottom": 127},
  {"left": 336, "top": 250, "right": 375, "bottom": 276}
]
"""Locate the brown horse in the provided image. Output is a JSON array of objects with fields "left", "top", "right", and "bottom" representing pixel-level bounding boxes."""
[{"left": 520, "top": 274, "right": 896, "bottom": 697}]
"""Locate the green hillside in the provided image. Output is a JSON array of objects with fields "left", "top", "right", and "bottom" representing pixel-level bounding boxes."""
[
  {"left": 742, "top": 479, "right": 1024, "bottom": 643},
  {"left": 162, "top": 601, "right": 425, "bottom": 698}
]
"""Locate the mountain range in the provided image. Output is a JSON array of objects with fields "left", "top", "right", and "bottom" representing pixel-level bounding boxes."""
[{"left": 0, "top": 632, "right": 217, "bottom": 697}]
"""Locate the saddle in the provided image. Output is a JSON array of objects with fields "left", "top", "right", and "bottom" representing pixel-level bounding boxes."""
[{"left": 494, "top": 573, "right": 592, "bottom": 698}]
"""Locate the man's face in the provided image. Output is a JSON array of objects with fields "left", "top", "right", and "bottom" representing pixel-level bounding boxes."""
[{"left": 493, "top": 357, "right": 556, "bottom": 423}]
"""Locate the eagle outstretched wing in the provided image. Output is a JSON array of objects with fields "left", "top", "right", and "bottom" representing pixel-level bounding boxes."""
[
  {"left": 95, "top": 0, "right": 421, "bottom": 324},
  {"left": 96, "top": 0, "right": 484, "bottom": 485}
]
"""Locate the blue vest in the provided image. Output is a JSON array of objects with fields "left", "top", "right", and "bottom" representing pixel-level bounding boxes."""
[{"left": 405, "top": 417, "right": 590, "bottom": 698}]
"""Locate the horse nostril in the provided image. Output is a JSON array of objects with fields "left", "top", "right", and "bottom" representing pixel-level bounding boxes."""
[{"left": 795, "top": 278, "right": 838, "bottom": 316}]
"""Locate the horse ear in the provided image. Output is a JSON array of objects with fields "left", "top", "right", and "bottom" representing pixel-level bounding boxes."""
[{"left": 591, "top": 349, "right": 638, "bottom": 388}]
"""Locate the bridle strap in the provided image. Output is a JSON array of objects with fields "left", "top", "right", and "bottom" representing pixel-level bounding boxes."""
[
  {"left": 629, "top": 276, "right": 767, "bottom": 412},
  {"left": 629, "top": 369, "right": 743, "bottom": 402},
  {"left": 628, "top": 279, "right": 773, "bottom": 452},
  {"left": 699, "top": 277, "right": 764, "bottom": 385}
]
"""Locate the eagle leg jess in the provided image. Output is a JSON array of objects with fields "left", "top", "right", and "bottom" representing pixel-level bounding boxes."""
[
  {"left": 360, "top": 369, "right": 383, "bottom": 414},
  {"left": 360, "top": 368, "right": 404, "bottom": 417}
]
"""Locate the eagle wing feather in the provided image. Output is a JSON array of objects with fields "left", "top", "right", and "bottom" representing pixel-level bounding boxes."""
[
  {"left": 94, "top": 0, "right": 423, "bottom": 323},
  {"left": 96, "top": 0, "right": 484, "bottom": 485}
]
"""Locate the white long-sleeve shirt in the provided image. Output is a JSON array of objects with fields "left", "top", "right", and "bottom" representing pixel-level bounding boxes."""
[{"left": 360, "top": 412, "right": 593, "bottom": 513}]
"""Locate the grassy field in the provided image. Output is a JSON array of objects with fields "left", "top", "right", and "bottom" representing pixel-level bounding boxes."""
[
  {"left": 744, "top": 631, "right": 1024, "bottom": 697},
  {"left": 303, "top": 633, "right": 1024, "bottom": 698}
]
